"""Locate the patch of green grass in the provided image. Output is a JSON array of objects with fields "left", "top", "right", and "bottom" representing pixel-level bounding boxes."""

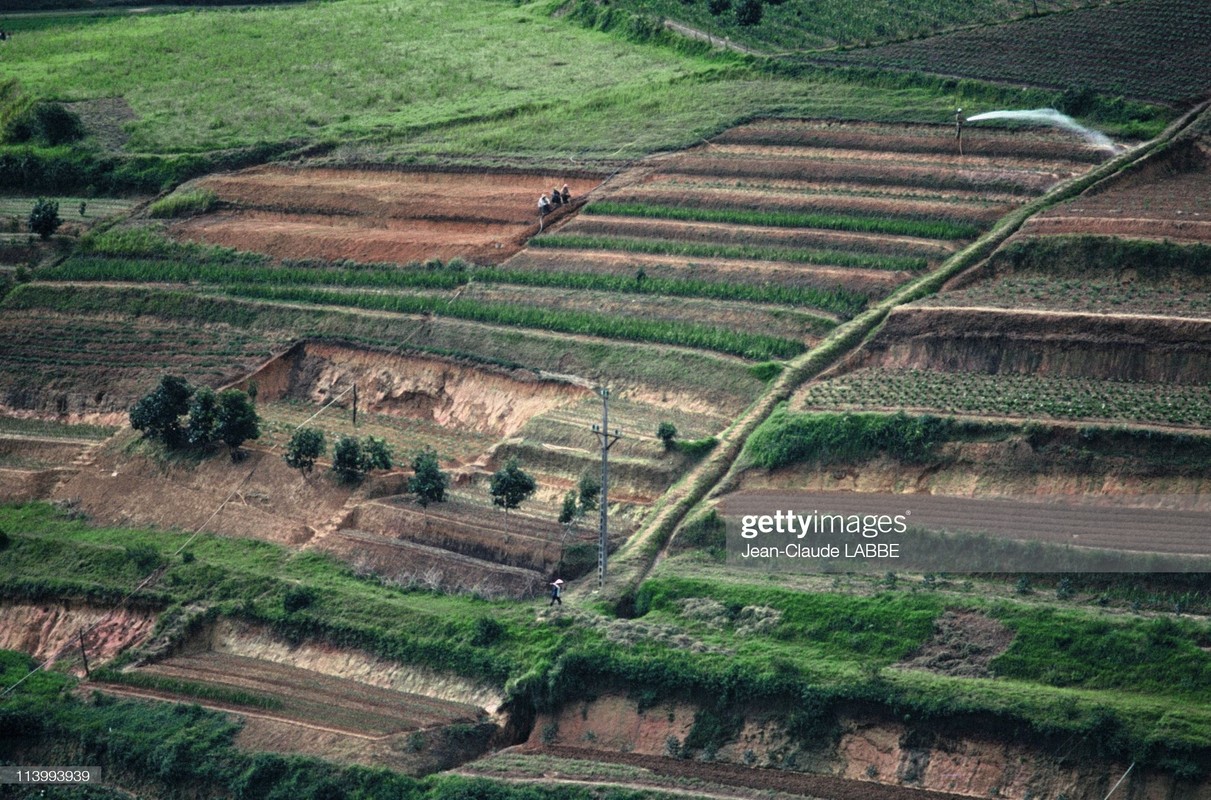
[
  {"left": 585, "top": 201, "right": 982, "bottom": 240},
  {"left": 0, "top": 415, "right": 116, "bottom": 440},
  {"left": 531, "top": 233, "right": 929, "bottom": 271},
  {"left": 146, "top": 188, "right": 217, "bottom": 219}
]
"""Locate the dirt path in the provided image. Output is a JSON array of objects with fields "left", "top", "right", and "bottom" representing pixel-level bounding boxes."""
[{"left": 661, "top": 20, "right": 768, "bottom": 56}]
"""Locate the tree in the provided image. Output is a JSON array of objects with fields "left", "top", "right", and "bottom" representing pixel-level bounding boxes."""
[
  {"left": 285, "top": 427, "right": 325, "bottom": 475},
  {"left": 490, "top": 457, "right": 536, "bottom": 519},
  {"left": 657, "top": 421, "right": 678, "bottom": 449},
  {"left": 408, "top": 448, "right": 448, "bottom": 509},
  {"left": 28, "top": 197, "right": 61, "bottom": 240},
  {"left": 215, "top": 389, "right": 259, "bottom": 458},
  {"left": 331, "top": 435, "right": 366, "bottom": 484},
  {"left": 130, "top": 375, "right": 193, "bottom": 447},
  {"left": 185, "top": 387, "right": 220, "bottom": 447},
  {"left": 577, "top": 472, "right": 600, "bottom": 513},
  {"left": 559, "top": 491, "right": 579, "bottom": 526},
  {"left": 707, "top": 0, "right": 730, "bottom": 14},
  {"left": 361, "top": 436, "right": 393, "bottom": 471},
  {"left": 735, "top": 0, "right": 763, "bottom": 25}
]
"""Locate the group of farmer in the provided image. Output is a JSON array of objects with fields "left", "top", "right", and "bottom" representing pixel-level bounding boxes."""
[{"left": 538, "top": 183, "right": 572, "bottom": 217}]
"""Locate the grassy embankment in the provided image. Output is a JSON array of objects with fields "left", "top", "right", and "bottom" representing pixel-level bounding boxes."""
[{"left": 3, "top": 502, "right": 1211, "bottom": 782}]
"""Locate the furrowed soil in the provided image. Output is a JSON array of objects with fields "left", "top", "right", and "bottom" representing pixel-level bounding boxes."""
[
  {"left": 1022, "top": 138, "right": 1211, "bottom": 242},
  {"left": 173, "top": 167, "right": 601, "bottom": 264},
  {"left": 0, "top": 309, "right": 287, "bottom": 420},
  {"left": 505, "top": 248, "right": 907, "bottom": 296}
]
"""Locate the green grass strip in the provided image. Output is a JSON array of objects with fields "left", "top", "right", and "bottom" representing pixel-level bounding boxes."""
[
  {"left": 93, "top": 669, "right": 284, "bottom": 711},
  {"left": 530, "top": 233, "right": 929, "bottom": 271},
  {"left": 216, "top": 284, "right": 806, "bottom": 361},
  {"left": 45, "top": 257, "right": 867, "bottom": 317},
  {"left": 585, "top": 201, "right": 981, "bottom": 240},
  {"left": 44, "top": 257, "right": 467, "bottom": 291}
]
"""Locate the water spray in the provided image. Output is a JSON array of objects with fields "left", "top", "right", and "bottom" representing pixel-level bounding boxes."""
[{"left": 965, "top": 108, "right": 1118, "bottom": 151}]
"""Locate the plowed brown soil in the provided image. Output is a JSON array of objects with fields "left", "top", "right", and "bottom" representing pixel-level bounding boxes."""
[
  {"left": 1023, "top": 139, "right": 1211, "bottom": 242},
  {"left": 717, "top": 491, "right": 1211, "bottom": 556},
  {"left": 134, "top": 651, "right": 480, "bottom": 735},
  {"left": 505, "top": 248, "right": 906, "bottom": 296},
  {"left": 529, "top": 745, "right": 977, "bottom": 800},
  {"left": 173, "top": 167, "right": 600, "bottom": 264}
]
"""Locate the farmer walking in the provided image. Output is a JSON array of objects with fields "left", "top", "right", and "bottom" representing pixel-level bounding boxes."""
[
  {"left": 955, "top": 108, "right": 964, "bottom": 155},
  {"left": 549, "top": 578, "right": 564, "bottom": 606}
]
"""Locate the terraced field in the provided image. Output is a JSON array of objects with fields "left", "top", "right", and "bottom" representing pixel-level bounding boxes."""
[
  {"left": 0, "top": 307, "right": 285, "bottom": 418},
  {"left": 814, "top": 0, "right": 1211, "bottom": 104},
  {"left": 104, "top": 652, "right": 482, "bottom": 735},
  {"left": 518, "top": 119, "right": 1107, "bottom": 315},
  {"left": 174, "top": 167, "right": 600, "bottom": 264}
]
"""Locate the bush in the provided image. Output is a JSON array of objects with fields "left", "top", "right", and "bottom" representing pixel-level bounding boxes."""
[
  {"left": 656, "top": 422, "right": 677, "bottom": 449},
  {"left": 214, "top": 389, "right": 259, "bottom": 456},
  {"left": 408, "top": 447, "right": 448, "bottom": 508},
  {"left": 361, "top": 436, "right": 393, "bottom": 471},
  {"left": 28, "top": 197, "right": 60, "bottom": 239},
  {"left": 285, "top": 427, "right": 326, "bottom": 475},
  {"left": 331, "top": 435, "right": 366, "bottom": 484},
  {"left": 283, "top": 585, "right": 316, "bottom": 613},
  {"left": 124, "top": 544, "right": 163, "bottom": 572},
  {"left": 707, "top": 0, "right": 730, "bottom": 14},
  {"left": 746, "top": 408, "right": 952, "bottom": 469}
]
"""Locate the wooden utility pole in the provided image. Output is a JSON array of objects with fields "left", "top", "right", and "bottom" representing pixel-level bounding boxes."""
[
  {"left": 78, "top": 630, "right": 90, "bottom": 678},
  {"left": 352, "top": 383, "right": 358, "bottom": 427},
  {"left": 591, "top": 387, "right": 621, "bottom": 588}
]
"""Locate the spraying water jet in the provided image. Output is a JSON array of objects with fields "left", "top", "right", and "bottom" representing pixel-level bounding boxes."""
[{"left": 965, "top": 108, "right": 1118, "bottom": 151}]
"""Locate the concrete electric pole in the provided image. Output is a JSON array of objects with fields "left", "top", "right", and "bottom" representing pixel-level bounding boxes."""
[{"left": 591, "top": 387, "right": 621, "bottom": 588}]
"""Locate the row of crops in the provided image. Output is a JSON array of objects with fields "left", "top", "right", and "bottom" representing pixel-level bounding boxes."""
[{"left": 797, "top": 367, "right": 1211, "bottom": 427}]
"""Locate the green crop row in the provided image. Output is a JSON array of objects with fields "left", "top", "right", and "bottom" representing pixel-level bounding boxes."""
[
  {"left": 585, "top": 201, "right": 982, "bottom": 240},
  {"left": 530, "top": 233, "right": 929, "bottom": 271},
  {"left": 798, "top": 368, "right": 1211, "bottom": 428},
  {"left": 91, "top": 668, "right": 285, "bottom": 711},
  {"left": 209, "top": 284, "right": 806, "bottom": 361},
  {"left": 44, "top": 255, "right": 868, "bottom": 317}
]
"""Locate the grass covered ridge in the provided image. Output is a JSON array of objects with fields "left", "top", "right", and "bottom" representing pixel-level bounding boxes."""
[{"left": 4, "top": 504, "right": 1211, "bottom": 777}]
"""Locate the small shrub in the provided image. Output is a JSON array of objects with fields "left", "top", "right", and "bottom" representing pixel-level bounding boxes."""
[
  {"left": 735, "top": 0, "right": 763, "bottom": 25},
  {"left": 540, "top": 723, "right": 559, "bottom": 744},
  {"left": 283, "top": 585, "right": 316, "bottom": 613},
  {"left": 124, "top": 544, "right": 163, "bottom": 572},
  {"left": 0, "top": 529, "right": 9, "bottom": 551},
  {"left": 1016, "top": 576, "right": 1034, "bottom": 595},
  {"left": 331, "top": 435, "right": 366, "bottom": 484},
  {"left": 28, "top": 198, "right": 61, "bottom": 240},
  {"left": 657, "top": 421, "right": 677, "bottom": 449},
  {"left": 471, "top": 617, "right": 505, "bottom": 646}
]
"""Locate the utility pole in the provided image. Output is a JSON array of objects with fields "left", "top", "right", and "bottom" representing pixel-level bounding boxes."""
[
  {"left": 591, "top": 387, "right": 621, "bottom": 588},
  {"left": 78, "top": 630, "right": 90, "bottom": 679},
  {"left": 352, "top": 383, "right": 358, "bottom": 427}
]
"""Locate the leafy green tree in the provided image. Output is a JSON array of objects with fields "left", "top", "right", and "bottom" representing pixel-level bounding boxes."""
[
  {"left": 490, "top": 457, "right": 536, "bottom": 520},
  {"left": 185, "top": 387, "right": 220, "bottom": 447},
  {"left": 408, "top": 447, "right": 448, "bottom": 509},
  {"left": 130, "top": 375, "right": 194, "bottom": 447},
  {"left": 361, "top": 436, "right": 393, "bottom": 471},
  {"left": 657, "top": 421, "right": 677, "bottom": 449},
  {"left": 284, "top": 427, "right": 325, "bottom": 475},
  {"left": 559, "top": 491, "right": 579, "bottom": 526},
  {"left": 707, "top": 0, "right": 730, "bottom": 14},
  {"left": 331, "top": 435, "right": 366, "bottom": 484},
  {"left": 215, "top": 389, "right": 259, "bottom": 458},
  {"left": 28, "top": 197, "right": 61, "bottom": 240},
  {"left": 577, "top": 472, "right": 600, "bottom": 513}
]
